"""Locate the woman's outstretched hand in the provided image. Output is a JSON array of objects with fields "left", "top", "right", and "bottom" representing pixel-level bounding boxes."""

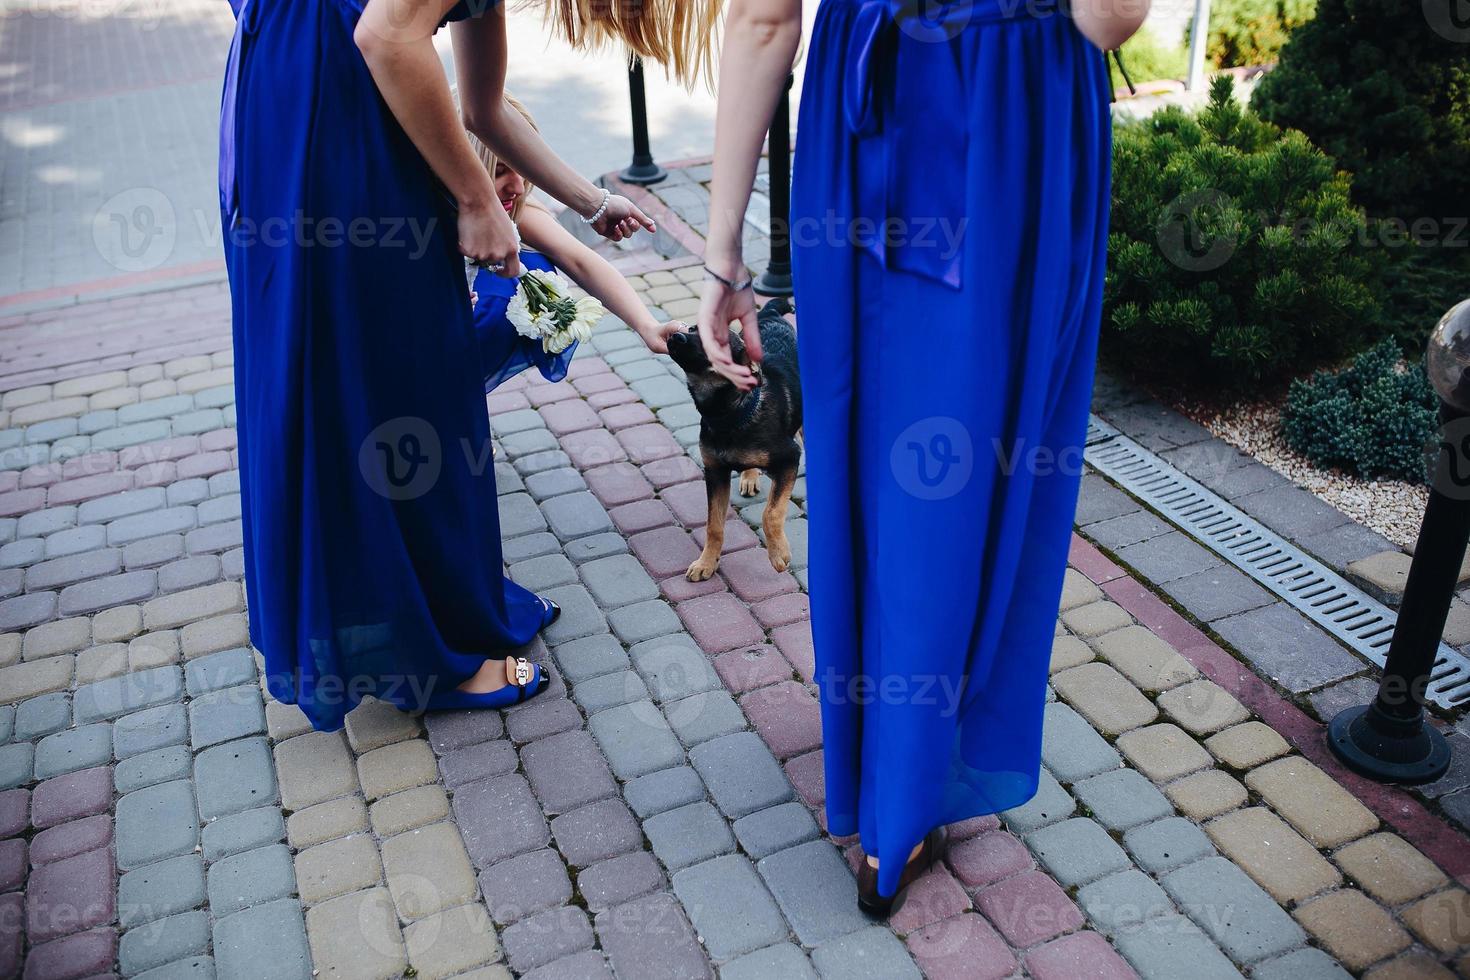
[
  {"left": 591, "top": 194, "right": 656, "bottom": 243},
  {"left": 697, "top": 275, "right": 762, "bottom": 391},
  {"left": 640, "top": 319, "right": 686, "bottom": 356},
  {"left": 459, "top": 201, "right": 522, "bottom": 278}
]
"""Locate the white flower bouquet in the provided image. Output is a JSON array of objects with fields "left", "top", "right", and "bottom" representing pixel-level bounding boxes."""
[{"left": 505, "top": 268, "right": 606, "bottom": 354}]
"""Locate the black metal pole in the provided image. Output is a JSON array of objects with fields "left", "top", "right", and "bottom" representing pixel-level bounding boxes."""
[
  {"left": 620, "top": 58, "right": 666, "bottom": 186},
  {"left": 1327, "top": 405, "right": 1460, "bottom": 783},
  {"left": 756, "top": 74, "right": 795, "bottom": 298}
]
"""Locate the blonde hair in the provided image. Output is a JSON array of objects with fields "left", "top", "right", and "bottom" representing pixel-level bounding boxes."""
[
  {"left": 538, "top": 0, "right": 725, "bottom": 87},
  {"left": 465, "top": 93, "right": 539, "bottom": 223}
]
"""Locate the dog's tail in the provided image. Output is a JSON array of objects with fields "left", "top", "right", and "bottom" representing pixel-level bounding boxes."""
[{"left": 761, "top": 296, "right": 795, "bottom": 318}]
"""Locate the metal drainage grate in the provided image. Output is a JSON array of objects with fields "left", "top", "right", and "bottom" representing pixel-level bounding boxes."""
[{"left": 1083, "top": 416, "right": 1470, "bottom": 710}]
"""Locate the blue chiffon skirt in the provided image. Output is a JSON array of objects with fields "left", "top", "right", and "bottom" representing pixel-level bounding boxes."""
[
  {"left": 791, "top": 0, "right": 1112, "bottom": 896},
  {"left": 474, "top": 250, "right": 577, "bottom": 392},
  {"left": 221, "top": 0, "right": 547, "bottom": 731}
]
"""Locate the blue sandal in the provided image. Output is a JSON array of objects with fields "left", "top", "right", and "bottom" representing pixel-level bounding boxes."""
[
  {"left": 539, "top": 595, "right": 561, "bottom": 631},
  {"left": 424, "top": 657, "right": 550, "bottom": 711}
]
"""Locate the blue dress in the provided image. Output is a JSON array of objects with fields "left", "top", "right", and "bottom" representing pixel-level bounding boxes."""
[
  {"left": 473, "top": 250, "right": 577, "bottom": 392},
  {"left": 790, "top": 0, "right": 1111, "bottom": 896},
  {"left": 220, "top": 0, "right": 548, "bottom": 731}
]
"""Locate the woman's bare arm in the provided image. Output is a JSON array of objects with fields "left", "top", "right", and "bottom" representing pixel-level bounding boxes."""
[{"left": 1070, "top": 0, "right": 1150, "bottom": 50}]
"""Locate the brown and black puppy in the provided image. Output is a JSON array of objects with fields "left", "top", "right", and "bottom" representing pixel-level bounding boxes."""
[{"left": 666, "top": 297, "right": 803, "bottom": 581}]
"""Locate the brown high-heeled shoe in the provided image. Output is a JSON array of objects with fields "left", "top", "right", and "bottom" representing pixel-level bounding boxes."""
[{"left": 856, "top": 826, "right": 949, "bottom": 918}]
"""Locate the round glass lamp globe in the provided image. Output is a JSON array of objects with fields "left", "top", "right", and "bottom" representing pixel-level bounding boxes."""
[{"left": 1426, "top": 299, "right": 1470, "bottom": 413}]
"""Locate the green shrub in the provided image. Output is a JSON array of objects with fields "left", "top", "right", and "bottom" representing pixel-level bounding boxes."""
[
  {"left": 1251, "top": 0, "right": 1470, "bottom": 223},
  {"left": 1281, "top": 338, "right": 1437, "bottom": 482},
  {"left": 1205, "top": 0, "right": 1316, "bottom": 67},
  {"left": 1104, "top": 76, "right": 1380, "bottom": 389}
]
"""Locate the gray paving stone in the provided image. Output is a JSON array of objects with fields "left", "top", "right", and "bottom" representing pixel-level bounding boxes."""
[
  {"left": 125, "top": 533, "right": 188, "bottom": 569},
  {"left": 206, "top": 843, "right": 296, "bottom": 915},
  {"left": 1160, "top": 856, "right": 1306, "bottom": 965},
  {"left": 159, "top": 555, "right": 222, "bottom": 592},
  {"left": 1114, "top": 912, "right": 1242, "bottom": 980},
  {"left": 0, "top": 590, "right": 54, "bottom": 630},
  {"left": 1250, "top": 947, "right": 1354, "bottom": 980},
  {"left": 184, "top": 521, "right": 243, "bottom": 554},
  {"left": 510, "top": 554, "right": 578, "bottom": 592},
  {"left": 0, "top": 567, "right": 19, "bottom": 599},
  {"left": 1159, "top": 564, "right": 1275, "bottom": 622},
  {"left": 0, "top": 537, "right": 43, "bottom": 568},
  {"left": 119, "top": 394, "right": 195, "bottom": 425},
  {"left": 499, "top": 492, "right": 548, "bottom": 538},
  {"left": 571, "top": 669, "right": 649, "bottom": 715},
  {"left": 672, "top": 854, "right": 787, "bottom": 961},
  {"left": 732, "top": 802, "right": 820, "bottom": 860},
  {"left": 194, "top": 737, "right": 278, "bottom": 819},
  {"left": 550, "top": 798, "right": 642, "bottom": 868},
  {"left": 0, "top": 705, "right": 13, "bottom": 742},
  {"left": 209, "top": 471, "right": 241, "bottom": 496},
  {"left": 1305, "top": 675, "right": 1379, "bottom": 724},
  {"left": 202, "top": 806, "right": 286, "bottom": 862},
  {"left": 119, "top": 854, "right": 206, "bottom": 927},
  {"left": 197, "top": 494, "right": 241, "bottom": 526},
  {"left": 26, "top": 548, "right": 124, "bottom": 590},
  {"left": 134, "top": 956, "right": 216, "bottom": 980},
  {"left": 33, "top": 722, "right": 113, "bottom": 779},
  {"left": 551, "top": 634, "right": 629, "bottom": 684},
  {"left": 596, "top": 891, "right": 709, "bottom": 980},
  {"left": 437, "top": 737, "right": 519, "bottom": 789},
  {"left": 74, "top": 665, "right": 183, "bottom": 724},
  {"left": 1211, "top": 603, "right": 1365, "bottom": 693},
  {"left": 212, "top": 898, "right": 312, "bottom": 980},
  {"left": 1123, "top": 816, "right": 1216, "bottom": 874},
  {"left": 114, "top": 703, "right": 189, "bottom": 759},
  {"left": 1082, "top": 509, "right": 1174, "bottom": 551},
  {"left": 76, "top": 410, "right": 116, "bottom": 436},
  {"left": 189, "top": 685, "right": 266, "bottom": 750},
  {"left": 120, "top": 909, "right": 211, "bottom": 976},
  {"left": 810, "top": 926, "right": 921, "bottom": 980},
  {"left": 588, "top": 700, "right": 685, "bottom": 781},
  {"left": 608, "top": 599, "right": 682, "bottom": 644},
  {"left": 623, "top": 765, "right": 706, "bottom": 819},
  {"left": 14, "top": 692, "right": 71, "bottom": 740},
  {"left": 492, "top": 408, "right": 547, "bottom": 436},
  {"left": 1299, "top": 521, "right": 1398, "bottom": 573},
  {"left": 579, "top": 554, "right": 658, "bottom": 609},
  {"left": 106, "top": 506, "right": 199, "bottom": 546},
  {"left": 1076, "top": 868, "right": 1176, "bottom": 937},
  {"left": 503, "top": 427, "right": 562, "bottom": 458},
  {"left": 630, "top": 633, "right": 721, "bottom": 703},
  {"left": 453, "top": 774, "right": 550, "bottom": 867},
  {"left": 1115, "top": 532, "right": 1221, "bottom": 585},
  {"left": 1041, "top": 702, "right": 1121, "bottom": 783},
  {"left": 423, "top": 707, "right": 503, "bottom": 753},
  {"left": 1074, "top": 473, "right": 1140, "bottom": 526},
  {"left": 503, "top": 906, "right": 597, "bottom": 974},
  {"left": 721, "top": 944, "right": 819, "bottom": 980},
  {"left": 116, "top": 779, "right": 200, "bottom": 871},
  {"left": 646, "top": 801, "right": 736, "bottom": 871},
  {"left": 515, "top": 449, "right": 574, "bottom": 477},
  {"left": 25, "top": 418, "right": 78, "bottom": 445},
  {"left": 665, "top": 690, "right": 747, "bottom": 747},
  {"left": 0, "top": 518, "right": 12, "bottom": 546},
  {"left": 1104, "top": 400, "right": 1213, "bottom": 450},
  {"left": 543, "top": 491, "right": 615, "bottom": 542},
  {"left": 691, "top": 731, "right": 794, "bottom": 819},
  {"left": 167, "top": 479, "right": 211, "bottom": 507},
  {"left": 630, "top": 375, "right": 691, "bottom": 409},
  {"left": 18, "top": 506, "right": 77, "bottom": 539},
  {"left": 174, "top": 409, "right": 226, "bottom": 435},
  {"left": 998, "top": 768, "right": 1076, "bottom": 833},
  {"left": 576, "top": 851, "right": 665, "bottom": 913},
  {"left": 505, "top": 531, "right": 562, "bottom": 563},
  {"left": 185, "top": 648, "right": 256, "bottom": 696},
  {"left": 43, "top": 523, "right": 107, "bottom": 559},
  {"left": 479, "top": 847, "right": 573, "bottom": 925},
  {"left": 0, "top": 741, "right": 32, "bottom": 789},
  {"left": 1074, "top": 768, "right": 1174, "bottom": 830},
  {"left": 495, "top": 460, "right": 525, "bottom": 496},
  {"left": 1025, "top": 817, "right": 1132, "bottom": 887},
  {"left": 117, "top": 744, "right": 193, "bottom": 794},
  {"left": 756, "top": 840, "right": 868, "bottom": 946},
  {"left": 506, "top": 697, "right": 583, "bottom": 745},
  {"left": 522, "top": 950, "right": 613, "bottom": 980},
  {"left": 540, "top": 584, "right": 607, "bottom": 645},
  {"left": 521, "top": 729, "right": 618, "bottom": 815},
  {"left": 563, "top": 530, "right": 631, "bottom": 563},
  {"left": 524, "top": 466, "right": 587, "bottom": 501},
  {"left": 1235, "top": 484, "right": 1349, "bottom": 539}
]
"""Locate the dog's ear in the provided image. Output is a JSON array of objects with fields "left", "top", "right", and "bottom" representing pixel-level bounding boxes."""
[{"left": 762, "top": 296, "right": 794, "bottom": 318}]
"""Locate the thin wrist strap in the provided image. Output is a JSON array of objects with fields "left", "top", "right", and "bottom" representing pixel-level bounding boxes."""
[{"left": 704, "top": 264, "right": 752, "bottom": 292}]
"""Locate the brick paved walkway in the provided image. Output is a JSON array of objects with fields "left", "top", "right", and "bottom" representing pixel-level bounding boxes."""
[{"left": 2, "top": 223, "right": 1469, "bottom": 978}]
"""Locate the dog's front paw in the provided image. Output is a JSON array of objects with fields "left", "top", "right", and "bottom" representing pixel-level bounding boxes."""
[
  {"left": 686, "top": 556, "right": 719, "bottom": 581},
  {"left": 739, "top": 469, "right": 761, "bottom": 497},
  {"left": 767, "top": 538, "right": 792, "bottom": 573}
]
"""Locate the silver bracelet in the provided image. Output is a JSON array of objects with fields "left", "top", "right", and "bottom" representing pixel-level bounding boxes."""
[{"left": 581, "top": 187, "right": 611, "bottom": 225}]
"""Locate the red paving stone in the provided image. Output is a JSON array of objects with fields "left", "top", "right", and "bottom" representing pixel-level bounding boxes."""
[
  {"left": 784, "top": 750, "right": 825, "bottom": 808},
  {"left": 975, "top": 869, "right": 1084, "bottom": 947},
  {"left": 176, "top": 451, "right": 233, "bottom": 480},
  {"left": 25, "top": 847, "right": 115, "bottom": 943},
  {"left": 629, "top": 527, "right": 701, "bottom": 580},
  {"left": 658, "top": 572, "right": 727, "bottom": 603},
  {"left": 888, "top": 865, "right": 973, "bottom": 936},
  {"left": 640, "top": 454, "right": 701, "bottom": 490},
  {"left": 609, "top": 499, "right": 676, "bottom": 535},
  {"left": 0, "top": 790, "right": 29, "bottom": 838},
  {"left": 587, "top": 388, "right": 639, "bottom": 410},
  {"left": 21, "top": 925, "right": 117, "bottom": 980},
  {"left": 740, "top": 682, "right": 823, "bottom": 760},
  {"left": 691, "top": 518, "right": 759, "bottom": 554},
  {"left": 659, "top": 481, "right": 714, "bottom": 527},
  {"left": 47, "top": 472, "right": 133, "bottom": 507},
  {"left": 572, "top": 373, "right": 626, "bottom": 397},
  {"left": 0, "top": 893, "right": 21, "bottom": 978},
  {"left": 713, "top": 645, "right": 794, "bottom": 695},
  {"left": 906, "top": 911, "right": 1017, "bottom": 980},
  {"left": 1024, "top": 930, "right": 1141, "bottom": 980},
  {"left": 616, "top": 423, "right": 683, "bottom": 466},
  {"left": 561, "top": 427, "right": 627, "bottom": 470},
  {"left": 750, "top": 592, "right": 809, "bottom": 629},
  {"left": 0, "top": 839, "right": 26, "bottom": 892},
  {"left": 30, "top": 815, "right": 112, "bottom": 867},
  {"left": 583, "top": 462, "right": 655, "bottom": 509},
  {"left": 487, "top": 390, "right": 531, "bottom": 414},
  {"left": 947, "top": 831, "right": 1034, "bottom": 889},
  {"left": 770, "top": 621, "right": 815, "bottom": 683},
  {"left": 29, "top": 768, "right": 111, "bottom": 830},
  {"left": 718, "top": 547, "right": 798, "bottom": 603},
  {"left": 598, "top": 402, "right": 655, "bottom": 432},
  {"left": 948, "top": 813, "right": 1003, "bottom": 840},
  {"left": 525, "top": 380, "right": 579, "bottom": 407},
  {"left": 540, "top": 399, "right": 602, "bottom": 436},
  {"left": 677, "top": 592, "right": 765, "bottom": 653}
]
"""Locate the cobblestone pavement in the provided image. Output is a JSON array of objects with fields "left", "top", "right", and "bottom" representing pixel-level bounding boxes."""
[{"left": 2, "top": 208, "right": 1470, "bottom": 978}]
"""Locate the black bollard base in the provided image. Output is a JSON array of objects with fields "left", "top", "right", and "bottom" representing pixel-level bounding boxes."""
[
  {"left": 755, "top": 266, "right": 794, "bottom": 298},
  {"left": 1327, "top": 702, "right": 1451, "bottom": 784},
  {"left": 619, "top": 162, "right": 667, "bottom": 187}
]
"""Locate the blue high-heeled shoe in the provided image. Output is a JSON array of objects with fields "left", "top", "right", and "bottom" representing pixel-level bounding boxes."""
[
  {"left": 424, "top": 656, "right": 550, "bottom": 711},
  {"left": 539, "top": 595, "right": 561, "bottom": 630}
]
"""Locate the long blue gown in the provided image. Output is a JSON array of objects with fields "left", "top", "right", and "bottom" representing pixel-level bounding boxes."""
[
  {"left": 790, "top": 0, "right": 1112, "bottom": 897},
  {"left": 220, "top": 0, "right": 548, "bottom": 731}
]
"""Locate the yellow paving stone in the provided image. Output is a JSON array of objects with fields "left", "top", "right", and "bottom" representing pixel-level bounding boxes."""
[
  {"left": 1205, "top": 806, "right": 1342, "bottom": 903},
  {"left": 357, "top": 739, "right": 438, "bottom": 802},
  {"left": 452, "top": 967, "right": 513, "bottom": 980},
  {"left": 674, "top": 264, "right": 705, "bottom": 283},
  {"left": 306, "top": 887, "right": 408, "bottom": 980},
  {"left": 11, "top": 396, "right": 89, "bottom": 426},
  {"left": 1293, "top": 889, "right": 1412, "bottom": 970},
  {"left": 642, "top": 270, "right": 679, "bottom": 287},
  {"left": 176, "top": 367, "right": 235, "bottom": 394},
  {"left": 2, "top": 385, "right": 51, "bottom": 410},
  {"left": 1364, "top": 952, "right": 1458, "bottom": 980},
  {"left": 139, "top": 379, "right": 178, "bottom": 399},
  {"left": 180, "top": 612, "right": 250, "bottom": 658},
  {"left": 1402, "top": 889, "right": 1470, "bottom": 955},
  {"left": 165, "top": 355, "right": 214, "bottom": 378},
  {"left": 21, "top": 617, "right": 90, "bottom": 661},
  {"left": 344, "top": 698, "right": 421, "bottom": 754},
  {"left": 645, "top": 283, "right": 693, "bottom": 305},
  {"left": 1203, "top": 721, "right": 1289, "bottom": 771},
  {"left": 1164, "top": 769, "right": 1249, "bottom": 820},
  {"left": 1115, "top": 723, "right": 1212, "bottom": 782},
  {"left": 1061, "top": 600, "right": 1133, "bottom": 639},
  {"left": 1088, "top": 625, "right": 1198, "bottom": 692},
  {"left": 89, "top": 387, "right": 140, "bottom": 411},
  {"left": 128, "top": 630, "right": 179, "bottom": 671},
  {"left": 403, "top": 903, "right": 502, "bottom": 979},
  {"left": 1059, "top": 568, "right": 1102, "bottom": 612},
  {"left": 0, "top": 634, "right": 18, "bottom": 669},
  {"left": 266, "top": 699, "right": 313, "bottom": 741},
  {"left": 0, "top": 655, "right": 73, "bottom": 701},
  {"left": 370, "top": 785, "right": 450, "bottom": 838},
  {"left": 1052, "top": 661, "right": 1159, "bottom": 735},
  {"left": 381, "top": 822, "right": 479, "bottom": 921},
  {"left": 1049, "top": 635, "right": 1093, "bottom": 674},
  {"left": 661, "top": 297, "right": 702, "bottom": 319},
  {"left": 1156, "top": 678, "right": 1250, "bottom": 735},
  {"left": 142, "top": 582, "right": 244, "bottom": 630},
  {"left": 1244, "top": 756, "right": 1378, "bottom": 848},
  {"left": 275, "top": 730, "right": 360, "bottom": 812},
  {"left": 1333, "top": 833, "right": 1448, "bottom": 906},
  {"left": 74, "top": 644, "right": 129, "bottom": 685},
  {"left": 288, "top": 796, "right": 370, "bottom": 850},
  {"left": 54, "top": 371, "right": 128, "bottom": 398},
  {"left": 296, "top": 833, "right": 384, "bottom": 904},
  {"left": 91, "top": 605, "right": 142, "bottom": 644}
]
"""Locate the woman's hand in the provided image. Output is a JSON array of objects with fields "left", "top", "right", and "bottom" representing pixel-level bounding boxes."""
[
  {"left": 640, "top": 318, "right": 687, "bottom": 356},
  {"left": 590, "top": 194, "right": 656, "bottom": 243},
  {"left": 697, "top": 275, "right": 761, "bottom": 391},
  {"left": 458, "top": 202, "right": 522, "bottom": 278}
]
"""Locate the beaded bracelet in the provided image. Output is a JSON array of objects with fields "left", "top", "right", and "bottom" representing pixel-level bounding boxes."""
[{"left": 581, "top": 187, "right": 611, "bottom": 225}]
